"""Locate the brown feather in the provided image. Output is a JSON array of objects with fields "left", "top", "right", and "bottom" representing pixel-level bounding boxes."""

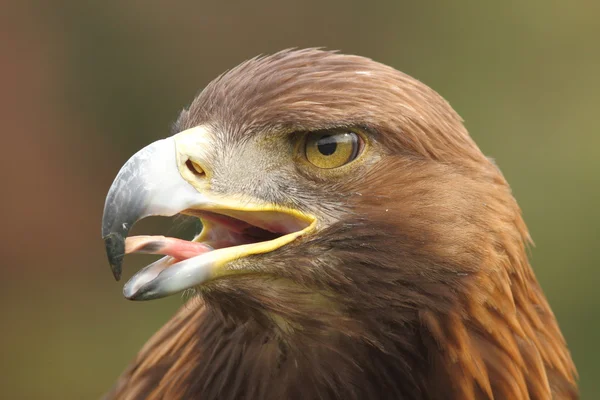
[{"left": 107, "top": 49, "right": 577, "bottom": 399}]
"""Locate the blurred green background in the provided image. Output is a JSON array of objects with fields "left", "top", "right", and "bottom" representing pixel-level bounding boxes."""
[{"left": 0, "top": 1, "right": 597, "bottom": 398}]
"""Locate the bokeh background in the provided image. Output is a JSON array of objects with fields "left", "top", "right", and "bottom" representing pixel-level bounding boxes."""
[{"left": 1, "top": 1, "right": 598, "bottom": 398}]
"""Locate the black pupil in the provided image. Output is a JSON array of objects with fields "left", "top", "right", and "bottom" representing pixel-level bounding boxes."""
[{"left": 316, "top": 135, "right": 337, "bottom": 156}]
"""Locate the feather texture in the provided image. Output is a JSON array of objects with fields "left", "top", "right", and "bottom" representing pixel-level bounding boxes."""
[{"left": 106, "top": 49, "right": 577, "bottom": 399}]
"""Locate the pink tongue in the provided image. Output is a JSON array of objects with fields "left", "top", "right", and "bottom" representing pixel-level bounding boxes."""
[{"left": 125, "top": 236, "right": 213, "bottom": 261}]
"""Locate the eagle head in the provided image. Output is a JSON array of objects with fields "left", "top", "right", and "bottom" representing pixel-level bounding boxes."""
[{"left": 102, "top": 49, "right": 577, "bottom": 399}]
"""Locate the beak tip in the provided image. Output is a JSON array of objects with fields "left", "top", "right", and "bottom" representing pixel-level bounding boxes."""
[
  {"left": 123, "top": 284, "right": 150, "bottom": 301},
  {"left": 103, "top": 233, "right": 125, "bottom": 281},
  {"left": 111, "top": 264, "right": 123, "bottom": 281}
]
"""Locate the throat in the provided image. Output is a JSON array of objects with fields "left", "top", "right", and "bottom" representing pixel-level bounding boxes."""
[
  {"left": 114, "top": 289, "right": 427, "bottom": 400},
  {"left": 188, "top": 303, "right": 424, "bottom": 400},
  {"left": 201, "top": 276, "right": 344, "bottom": 333}
]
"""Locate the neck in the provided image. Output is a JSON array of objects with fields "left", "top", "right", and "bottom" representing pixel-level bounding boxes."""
[
  {"left": 107, "top": 235, "right": 578, "bottom": 400},
  {"left": 418, "top": 255, "right": 578, "bottom": 399},
  {"left": 110, "top": 295, "right": 427, "bottom": 400}
]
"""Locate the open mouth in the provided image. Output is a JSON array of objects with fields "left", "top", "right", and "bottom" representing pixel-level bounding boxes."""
[
  {"left": 119, "top": 208, "right": 315, "bottom": 300},
  {"left": 101, "top": 132, "right": 317, "bottom": 301}
]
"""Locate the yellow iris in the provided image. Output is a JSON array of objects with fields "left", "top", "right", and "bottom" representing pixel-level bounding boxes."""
[{"left": 305, "top": 131, "right": 360, "bottom": 169}]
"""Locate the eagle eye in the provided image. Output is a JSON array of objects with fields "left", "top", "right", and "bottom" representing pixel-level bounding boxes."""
[{"left": 304, "top": 131, "right": 362, "bottom": 169}]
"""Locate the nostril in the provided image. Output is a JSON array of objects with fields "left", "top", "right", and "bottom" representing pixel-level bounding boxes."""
[{"left": 186, "top": 159, "right": 206, "bottom": 177}]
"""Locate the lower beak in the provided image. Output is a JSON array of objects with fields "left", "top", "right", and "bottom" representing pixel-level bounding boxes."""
[{"left": 101, "top": 134, "right": 315, "bottom": 300}]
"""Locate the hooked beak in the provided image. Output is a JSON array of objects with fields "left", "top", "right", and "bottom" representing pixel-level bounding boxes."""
[{"left": 101, "top": 127, "right": 315, "bottom": 301}]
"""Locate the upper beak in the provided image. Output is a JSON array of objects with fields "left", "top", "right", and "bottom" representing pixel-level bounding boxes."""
[
  {"left": 102, "top": 135, "right": 207, "bottom": 281},
  {"left": 101, "top": 128, "right": 315, "bottom": 300}
]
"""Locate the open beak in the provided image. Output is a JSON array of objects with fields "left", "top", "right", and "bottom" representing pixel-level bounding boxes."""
[{"left": 101, "top": 128, "right": 315, "bottom": 301}]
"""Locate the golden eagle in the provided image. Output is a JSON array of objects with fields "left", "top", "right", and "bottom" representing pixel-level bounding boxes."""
[{"left": 101, "top": 49, "right": 577, "bottom": 399}]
